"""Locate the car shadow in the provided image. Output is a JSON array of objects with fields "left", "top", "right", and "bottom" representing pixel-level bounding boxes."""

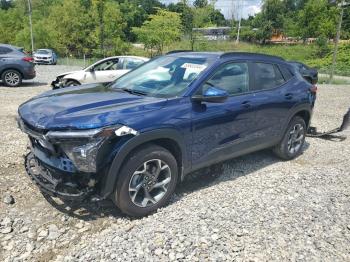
[
  {"left": 0, "top": 81, "right": 48, "bottom": 88},
  {"left": 43, "top": 143, "right": 310, "bottom": 220}
]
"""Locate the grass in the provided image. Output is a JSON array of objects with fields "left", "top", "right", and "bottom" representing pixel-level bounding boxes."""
[
  {"left": 318, "top": 75, "right": 350, "bottom": 85},
  {"left": 57, "top": 57, "right": 99, "bottom": 68}
]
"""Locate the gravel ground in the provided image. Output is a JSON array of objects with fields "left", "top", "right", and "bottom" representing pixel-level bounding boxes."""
[{"left": 0, "top": 65, "right": 349, "bottom": 261}]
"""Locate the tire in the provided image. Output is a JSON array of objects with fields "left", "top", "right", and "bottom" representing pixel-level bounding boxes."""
[
  {"left": 273, "top": 116, "right": 306, "bottom": 160},
  {"left": 64, "top": 80, "right": 80, "bottom": 87},
  {"left": 2, "top": 69, "right": 22, "bottom": 87},
  {"left": 114, "top": 144, "right": 178, "bottom": 217}
]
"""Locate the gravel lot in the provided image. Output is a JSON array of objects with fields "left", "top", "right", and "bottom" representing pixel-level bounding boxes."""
[{"left": 0, "top": 65, "right": 349, "bottom": 261}]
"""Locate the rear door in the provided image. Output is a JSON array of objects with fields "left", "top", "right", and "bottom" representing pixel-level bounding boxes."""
[
  {"left": 0, "top": 46, "right": 15, "bottom": 71},
  {"left": 249, "top": 62, "right": 297, "bottom": 140},
  {"left": 0, "top": 47, "right": 7, "bottom": 67}
]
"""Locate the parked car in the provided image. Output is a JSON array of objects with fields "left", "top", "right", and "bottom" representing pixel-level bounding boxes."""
[
  {"left": 289, "top": 61, "right": 318, "bottom": 84},
  {"left": 18, "top": 52, "right": 317, "bottom": 217},
  {"left": 0, "top": 44, "right": 36, "bottom": 87},
  {"left": 51, "top": 56, "right": 149, "bottom": 89},
  {"left": 33, "top": 49, "right": 57, "bottom": 65}
]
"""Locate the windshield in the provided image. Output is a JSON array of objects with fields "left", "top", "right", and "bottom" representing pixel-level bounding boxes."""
[
  {"left": 110, "top": 56, "right": 213, "bottom": 98},
  {"left": 36, "top": 50, "right": 49, "bottom": 54}
]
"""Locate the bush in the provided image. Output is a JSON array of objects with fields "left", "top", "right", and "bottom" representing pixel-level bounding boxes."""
[{"left": 315, "top": 37, "right": 331, "bottom": 57}]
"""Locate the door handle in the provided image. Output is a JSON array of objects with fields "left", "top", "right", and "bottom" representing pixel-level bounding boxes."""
[
  {"left": 285, "top": 93, "right": 293, "bottom": 100},
  {"left": 241, "top": 101, "right": 251, "bottom": 108}
]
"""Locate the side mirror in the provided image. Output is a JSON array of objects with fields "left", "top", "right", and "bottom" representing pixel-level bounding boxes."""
[
  {"left": 88, "top": 66, "right": 95, "bottom": 72},
  {"left": 192, "top": 86, "right": 229, "bottom": 103}
]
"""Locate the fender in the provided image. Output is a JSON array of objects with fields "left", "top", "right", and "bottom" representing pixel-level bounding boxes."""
[
  {"left": 100, "top": 128, "right": 188, "bottom": 198},
  {"left": 282, "top": 103, "right": 312, "bottom": 136},
  {"left": 0, "top": 64, "right": 24, "bottom": 76}
]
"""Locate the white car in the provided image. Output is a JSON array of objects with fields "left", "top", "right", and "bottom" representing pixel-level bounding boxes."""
[
  {"left": 51, "top": 56, "right": 149, "bottom": 89},
  {"left": 33, "top": 49, "right": 57, "bottom": 65}
]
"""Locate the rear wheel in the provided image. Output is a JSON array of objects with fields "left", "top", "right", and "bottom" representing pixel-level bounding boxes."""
[
  {"left": 114, "top": 144, "right": 178, "bottom": 217},
  {"left": 2, "top": 69, "right": 22, "bottom": 87},
  {"left": 273, "top": 116, "right": 306, "bottom": 160}
]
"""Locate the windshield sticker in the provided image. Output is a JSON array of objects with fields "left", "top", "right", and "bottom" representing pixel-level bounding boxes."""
[{"left": 181, "top": 63, "right": 206, "bottom": 71}]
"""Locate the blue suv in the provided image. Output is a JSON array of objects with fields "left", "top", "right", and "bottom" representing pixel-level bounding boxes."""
[{"left": 18, "top": 52, "right": 316, "bottom": 216}]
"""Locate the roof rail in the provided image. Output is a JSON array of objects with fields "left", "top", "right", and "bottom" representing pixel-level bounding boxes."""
[
  {"left": 220, "top": 52, "right": 285, "bottom": 61},
  {"left": 166, "top": 50, "right": 192, "bottom": 55}
]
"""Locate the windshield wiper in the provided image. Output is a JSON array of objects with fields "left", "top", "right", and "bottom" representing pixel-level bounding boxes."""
[{"left": 120, "top": 88, "right": 147, "bottom": 96}]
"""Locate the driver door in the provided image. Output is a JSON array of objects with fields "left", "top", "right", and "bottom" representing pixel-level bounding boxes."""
[{"left": 84, "top": 58, "right": 121, "bottom": 83}]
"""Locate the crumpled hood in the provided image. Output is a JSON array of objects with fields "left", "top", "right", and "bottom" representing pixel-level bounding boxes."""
[{"left": 18, "top": 84, "right": 167, "bottom": 130}]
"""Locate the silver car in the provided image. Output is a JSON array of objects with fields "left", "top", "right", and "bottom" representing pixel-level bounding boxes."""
[
  {"left": 33, "top": 49, "right": 57, "bottom": 65},
  {"left": 51, "top": 56, "right": 149, "bottom": 89}
]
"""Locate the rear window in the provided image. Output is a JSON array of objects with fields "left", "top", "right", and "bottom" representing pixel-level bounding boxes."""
[
  {"left": 124, "top": 58, "right": 145, "bottom": 70},
  {"left": 36, "top": 50, "right": 49, "bottom": 54},
  {"left": 251, "top": 63, "right": 286, "bottom": 91},
  {"left": 0, "top": 47, "right": 12, "bottom": 54}
]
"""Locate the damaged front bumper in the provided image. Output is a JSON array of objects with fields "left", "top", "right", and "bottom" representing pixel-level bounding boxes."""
[
  {"left": 18, "top": 119, "right": 105, "bottom": 201},
  {"left": 25, "top": 152, "right": 95, "bottom": 201},
  {"left": 18, "top": 117, "right": 139, "bottom": 201},
  {"left": 51, "top": 76, "right": 64, "bottom": 89}
]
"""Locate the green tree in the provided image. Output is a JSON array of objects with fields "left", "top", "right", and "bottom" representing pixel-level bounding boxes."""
[
  {"left": 297, "top": 0, "right": 337, "bottom": 41},
  {"left": 133, "top": 9, "right": 182, "bottom": 55},
  {"left": 45, "top": 0, "right": 95, "bottom": 55},
  {"left": 0, "top": 7, "right": 24, "bottom": 44},
  {"left": 93, "top": 0, "right": 128, "bottom": 56},
  {"left": 0, "top": 0, "right": 13, "bottom": 10},
  {"left": 251, "top": 12, "right": 273, "bottom": 44},
  {"left": 193, "top": 0, "right": 208, "bottom": 8}
]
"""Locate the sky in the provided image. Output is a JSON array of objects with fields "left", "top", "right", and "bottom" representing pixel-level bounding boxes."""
[{"left": 161, "top": 0, "right": 262, "bottom": 19}]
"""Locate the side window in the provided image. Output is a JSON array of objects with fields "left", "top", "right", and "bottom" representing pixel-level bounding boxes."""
[
  {"left": 252, "top": 63, "right": 285, "bottom": 91},
  {"left": 203, "top": 62, "right": 249, "bottom": 95},
  {"left": 0, "top": 47, "right": 11, "bottom": 54},
  {"left": 279, "top": 65, "right": 293, "bottom": 81},
  {"left": 93, "top": 59, "right": 119, "bottom": 71},
  {"left": 124, "top": 58, "right": 144, "bottom": 70}
]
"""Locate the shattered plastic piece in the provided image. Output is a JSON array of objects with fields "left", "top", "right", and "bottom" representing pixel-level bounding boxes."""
[{"left": 115, "top": 126, "right": 139, "bottom": 136}]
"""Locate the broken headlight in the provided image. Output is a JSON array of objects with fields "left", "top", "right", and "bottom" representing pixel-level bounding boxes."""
[{"left": 46, "top": 125, "right": 139, "bottom": 173}]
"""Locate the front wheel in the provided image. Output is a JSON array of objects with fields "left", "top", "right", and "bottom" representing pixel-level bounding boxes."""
[
  {"left": 64, "top": 80, "right": 80, "bottom": 87},
  {"left": 273, "top": 116, "right": 306, "bottom": 160},
  {"left": 114, "top": 144, "right": 178, "bottom": 217},
  {"left": 2, "top": 69, "right": 22, "bottom": 87}
]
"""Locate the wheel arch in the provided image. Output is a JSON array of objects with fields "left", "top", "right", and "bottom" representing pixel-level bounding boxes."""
[
  {"left": 1, "top": 67, "right": 23, "bottom": 78},
  {"left": 64, "top": 78, "right": 81, "bottom": 85},
  {"left": 286, "top": 104, "right": 312, "bottom": 129},
  {"left": 100, "top": 128, "right": 188, "bottom": 199},
  {"left": 294, "top": 110, "right": 311, "bottom": 128}
]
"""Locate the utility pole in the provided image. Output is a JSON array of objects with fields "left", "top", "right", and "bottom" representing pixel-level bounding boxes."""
[
  {"left": 236, "top": 17, "right": 241, "bottom": 43},
  {"left": 27, "top": 0, "right": 34, "bottom": 54},
  {"left": 329, "top": 0, "right": 347, "bottom": 83},
  {"left": 235, "top": 0, "right": 242, "bottom": 43}
]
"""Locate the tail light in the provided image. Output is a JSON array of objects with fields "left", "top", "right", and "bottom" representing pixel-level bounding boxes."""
[
  {"left": 310, "top": 85, "right": 317, "bottom": 94},
  {"left": 22, "top": 57, "right": 34, "bottom": 63}
]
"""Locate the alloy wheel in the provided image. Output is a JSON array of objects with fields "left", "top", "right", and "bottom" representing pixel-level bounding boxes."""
[
  {"left": 128, "top": 159, "right": 172, "bottom": 208},
  {"left": 5, "top": 72, "right": 20, "bottom": 86},
  {"left": 287, "top": 123, "right": 304, "bottom": 154}
]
